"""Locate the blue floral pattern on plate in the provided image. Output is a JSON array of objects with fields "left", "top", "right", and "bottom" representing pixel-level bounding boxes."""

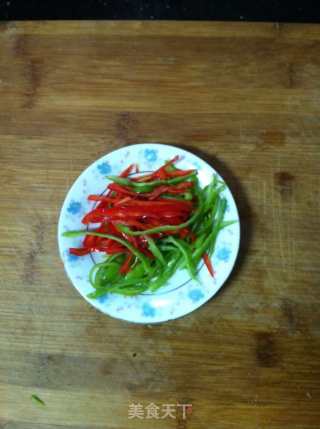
[
  {"left": 188, "top": 289, "right": 205, "bottom": 302},
  {"left": 67, "top": 253, "right": 80, "bottom": 263},
  {"left": 144, "top": 149, "right": 158, "bottom": 162},
  {"left": 58, "top": 143, "right": 240, "bottom": 324},
  {"left": 142, "top": 303, "right": 156, "bottom": 317},
  {"left": 97, "top": 162, "right": 112, "bottom": 175},
  {"left": 67, "top": 201, "right": 82, "bottom": 215},
  {"left": 98, "top": 295, "right": 109, "bottom": 304},
  {"left": 216, "top": 247, "right": 232, "bottom": 262}
]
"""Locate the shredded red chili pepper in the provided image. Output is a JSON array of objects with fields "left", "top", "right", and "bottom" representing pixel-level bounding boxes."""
[
  {"left": 119, "top": 253, "right": 134, "bottom": 274},
  {"left": 203, "top": 252, "right": 215, "bottom": 277}
]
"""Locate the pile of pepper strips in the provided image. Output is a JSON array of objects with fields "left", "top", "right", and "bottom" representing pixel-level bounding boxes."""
[{"left": 63, "top": 156, "right": 229, "bottom": 297}]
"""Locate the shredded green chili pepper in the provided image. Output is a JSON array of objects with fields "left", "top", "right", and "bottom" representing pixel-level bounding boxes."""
[
  {"left": 31, "top": 394, "right": 45, "bottom": 406},
  {"left": 145, "top": 236, "right": 166, "bottom": 266}
]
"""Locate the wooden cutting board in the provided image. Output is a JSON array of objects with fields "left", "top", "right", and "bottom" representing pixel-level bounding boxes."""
[{"left": 0, "top": 21, "right": 319, "bottom": 429}]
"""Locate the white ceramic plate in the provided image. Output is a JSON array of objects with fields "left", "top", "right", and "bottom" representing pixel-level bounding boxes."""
[{"left": 58, "top": 143, "right": 240, "bottom": 323}]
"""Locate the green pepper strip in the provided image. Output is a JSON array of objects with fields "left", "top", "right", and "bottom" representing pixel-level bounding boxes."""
[
  {"left": 145, "top": 236, "right": 166, "bottom": 266},
  {"left": 88, "top": 259, "right": 156, "bottom": 299},
  {"left": 106, "top": 172, "right": 197, "bottom": 193},
  {"left": 167, "top": 236, "right": 196, "bottom": 279},
  {"left": 31, "top": 394, "right": 46, "bottom": 406},
  {"left": 89, "top": 254, "right": 122, "bottom": 287},
  {"left": 208, "top": 198, "right": 229, "bottom": 256},
  {"left": 194, "top": 211, "right": 215, "bottom": 236},
  {"left": 161, "top": 192, "right": 193, "bottom": 201},
  {"left": 63, "top": 231, "right": 153, "bottom": 274},
  {"left": 124, "top": 260, "right": 145, "bottom": 280},
  {"left": 193, "top": 198, "right": 227, "bottom": 262},
  {"left": 148, "top": 250, "right": 181, "bottom": 291},
  {"left": 219, "top": 219, "right": 237, "bottom": 229},
  {"left": 90, "top": 257, "right": 157, "bottom": 298},
  {"left": 110, "top": 284, "right": 149, "bottom": 296},
  {"left": 87, "top": 277, "right": 148, "bottom": 298},
  {"left": 117, "top": 194, "right": 204, "bottom": 236},
  {"left": 95, "top": 262, "right": 121, "bottom": 288}
]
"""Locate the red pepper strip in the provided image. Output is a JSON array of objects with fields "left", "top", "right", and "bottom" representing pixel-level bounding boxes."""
[
  {"left": 114, "top": 196, "right": 131, "bottom": 206},
  {"left": 70, "top": 240, "right": 121, "bottom": 254},
  {"left": 158, "top": 215, "right": 186, "bottom": 225},
  {"left": 173, "top": 181, "right": 194, "bottom": 188},
  {"left": 96, "top": 234, "right": 126, "bottom": 253},
  {"left": 69, "top": 247, "right": 91, "bottom": 256},
  {"left": 136, "top": 237, "right": 155, "bottom": 258},
  {"left": 116, "top": 198, "right": 193, "bottom": 211},
  {"left": 92, "top": 207, "right": 191, "bottom": 220},
  {"left": 105, "top": 246, "right": 127, "bottom": 254},
  {"left": 94, "top": 238, "right": 112, "bottom": 251},
  {"left": 120, "top": 164, "right": 135, "bottom": 178},
  {"left": 149, "top": 232, "right": 163, "bottom": 239},
  {"left": 178, "top": 228, "right": 190, "bottom": 239},
  {"left": 102, "top": 183, "right": 114, "bottom": 199},
  {"left": 119, "top": 253, "right": 133, "bottom": 274},
  {"left": 107, "top": 182, "right": 193, "bottom": 199},
  {"left": 141, "top": 215, "right": 186, "bottom": 227},
  {"left": 147, "top": 182, "right": 194, "bottom": 200},
  {"left": 164, "top": 168, "right": 196, "bottom": 178},
  {"left": 132, "top": 174, "right": 153, "bottom": 182},
  {"left": 82, "top": 224, "right": 110, "bottom": 250},
  {"left": 149, "top": 155, "right": 180, "bottom": 179},
  {"left": 119, "top": 229, "right": 141, "bottom": 250},
  {"left": 134, "top": 186, "right": 171, "bottom": 200},
  {"left": 128, "top": 235, "right": 140, "bottom": 249},
  {"left": 83, "top": 232, "right": 96, "bottom": 248},
  {"left": 132, "top": 156, "right": 180, "bottom": 182},
  {"left": 96, "top": 200, "right": 110, "bottom": 210},
  {"left": 82, "top": 209, "right": 106, "bottom": 224},
  {"left": 189, "top": 231, "right": 197, "bottom": 243},
  {"left": 125, "top": 235, "right": 154, "bottom": 258},
  {"left": 108, "top": 183, "right": 139, "bottom": 197},
  {"left": 165, "top": 182, "right": 194, "bottom": 192},
  {"left": 161, "top": 154, "right": 180, "bottom": 168},
  {"left": 166, "top": 230, "right": 179, "bottom": 236},
  {"left": 133, "top": 169, "right": 170, "bottom": 182},
  {"left": 88, "top": 193, "right": 117, "bottom": 209},
  {"left": 203, "top": 253, "right": 215, "bottom": 277},
  {"left": 155, "top": 168, "right": 170, "bottom": 180},
  {"left": 112, "top": 218, "right": 153, "bottom": 230},
  {"left": 90, "top": 195, "right": 129, "bottom": 210},
  {"left": 110, "top": 224, "right": 152, "bottom": 257},
  {"left": 71, "top": 223, "right": 125, "bottom": 254},
  {"left": 83, "top": 207, "right": 167, "bottom": 225},
  {"left": 88, "top": 195, "right": 117, "bottom": 203},
  {"left": 119, "top": 204, "right": 192, "bottom": 215},
  {"left": 139, "top": 248, "right": 154, "bottom": 258},
  {"left": 132, "top": 167, "right": 172, "bottom": 182},
  {"left": 106, "top": 222, "right": 119, "bottom": 235},
  {"left": 144, "top": 185, "right": 170, "bottom": 200}
]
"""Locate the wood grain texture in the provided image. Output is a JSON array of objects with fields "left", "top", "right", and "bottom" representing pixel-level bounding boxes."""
[{"left": 0, "top": 21, "right": 320, "bottom": 429}]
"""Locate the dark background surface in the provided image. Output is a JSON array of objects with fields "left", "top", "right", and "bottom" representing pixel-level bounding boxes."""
[{"left": 0, "top": 0, "right": 319, "bottom": 22}]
